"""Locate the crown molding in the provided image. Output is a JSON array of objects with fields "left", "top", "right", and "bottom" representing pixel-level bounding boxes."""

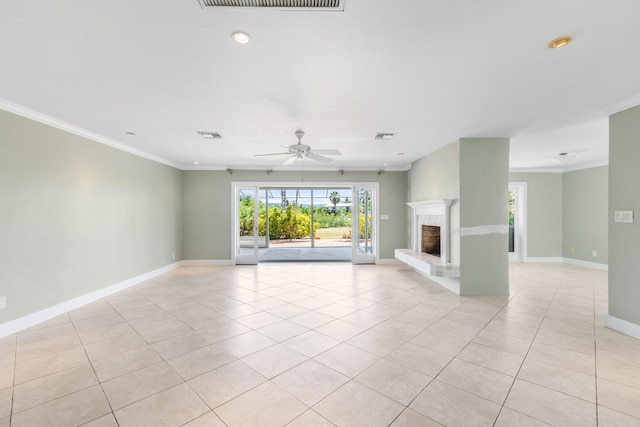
[
  {"left": 510, "top": 160, "right": 608, "bottom": 174},
  {"left": 601, "top": 93, "right": 640, "bottom": 116},
  {"left": 0, "top": 98, "right": 182, "bottom": 170},
  {"left": 509, "top": 167, "right": 564, "bottom": 174},
  {"left": 560, "top": 160, "right": 609, "bottom": 173}
]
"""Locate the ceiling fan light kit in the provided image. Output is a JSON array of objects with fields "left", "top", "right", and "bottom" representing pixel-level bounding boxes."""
[{"left": 254, "top": 130, "right": 341, "bottom": 165}]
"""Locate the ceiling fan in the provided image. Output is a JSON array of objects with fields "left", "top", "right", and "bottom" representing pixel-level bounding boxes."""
[{"left": 255, "top": 130, "right": 341, "bottom": 165}]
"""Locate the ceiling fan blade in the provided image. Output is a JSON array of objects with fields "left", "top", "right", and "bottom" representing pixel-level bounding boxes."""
[
  {"left": 254, "top": 152, "right": 291, "bottom": 157},
  {"left": 311, "top": 149, "right": 341, "bottom": 156},
  {"left": 283, "top": 155, "right": 298, "bottom": 165},
  {"left": 306, "top": 152, "right": 333, "bottom": 163}
]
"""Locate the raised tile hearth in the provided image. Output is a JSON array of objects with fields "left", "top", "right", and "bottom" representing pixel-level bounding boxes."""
[{"left": 395, "top": 249, "right": 460, "bottom": 278}]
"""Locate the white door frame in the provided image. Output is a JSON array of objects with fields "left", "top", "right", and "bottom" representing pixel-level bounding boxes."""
[
  {"left": 509, "top": 182, "right": 527, "bottom": 262},
  {"left": 233, "top": 185, "right": 260, "bottom": 264},
  {"left": 352, "top": 184, "right": 378, "bottom": 264},
  {"left": 231, "top": 181, "right": 380, "bottom": 265}
]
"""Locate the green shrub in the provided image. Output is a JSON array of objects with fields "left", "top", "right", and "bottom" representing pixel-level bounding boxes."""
[{"left": 256, "top": 205, "right": 313, "bottom": 240}]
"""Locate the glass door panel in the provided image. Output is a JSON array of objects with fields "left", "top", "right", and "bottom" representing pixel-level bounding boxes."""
[
  {"left": 352, "top": 185, "right": 375, "bottom": 264},
  {"left": 508, "top": 190, "right": 515, "bottom": 254},
  {"left": 236, "top": 186, "right": 259, "bottom": 264},
  {"left": 508, "top": 183, "right": 526, "bottom": 262}
]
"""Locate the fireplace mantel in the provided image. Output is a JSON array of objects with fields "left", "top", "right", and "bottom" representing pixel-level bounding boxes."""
[{"left": 407, "top": 199, "right": 454, "bottom": 212}]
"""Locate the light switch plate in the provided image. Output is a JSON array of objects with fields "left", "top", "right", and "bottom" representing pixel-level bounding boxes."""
[
  {"left": 380, "top": 214, "right": 389, "bottom": 220},
  {"left": 0, "top": 296, "right": 6, "bottom": 310},
  {"left": 614, "top": 210, "right": 634, "bottom": 223}
]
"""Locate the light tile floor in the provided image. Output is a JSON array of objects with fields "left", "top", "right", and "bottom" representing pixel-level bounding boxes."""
[{"left": 1, "top": 263, "right": 640, "bottom": 426}]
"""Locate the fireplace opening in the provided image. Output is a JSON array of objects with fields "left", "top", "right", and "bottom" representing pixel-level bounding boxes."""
[{"left": 421, "top": 225, "right": 441, "bottom": 257}]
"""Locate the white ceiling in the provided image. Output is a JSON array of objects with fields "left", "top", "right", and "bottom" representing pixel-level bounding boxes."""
[{"left": 2, "top": 1, "right": 639, "bottom": 172}]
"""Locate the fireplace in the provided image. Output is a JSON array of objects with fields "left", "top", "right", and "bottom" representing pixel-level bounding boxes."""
[
  {"left": 395, "top": 199, "right": 459, "bottom": 279},
  {"left": 408, "top": 199, "right": 453, "bottom": 264},
  {"left": 421, "top": 225, "right": 441, "bottom": 257}
]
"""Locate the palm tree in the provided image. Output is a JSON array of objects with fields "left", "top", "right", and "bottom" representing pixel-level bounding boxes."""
[{"left": 329, "top": 191, "right": 340, "bottom": 212}]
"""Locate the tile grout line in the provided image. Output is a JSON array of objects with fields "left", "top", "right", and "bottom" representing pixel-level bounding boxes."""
[
  {"left": 490, "top": 265, "right": 563, "bottom": 426},
  {"left": 9, "top": 333, "right": 17, "bottom": 427},
  {"left": 5, "top": 264, "right": 623, "bottom": 426},
  {"left": 369, "top": 276, "right": 518, "bottom": 425},
  {"left": 69, "top": 315, "right": 120, "bottom": 427},
  {"left": 107, "top": 291, "right": 229, "bottom": 426},
  {"left": 497, "top": 265, "right": 605, "bottom": 424},
  {"left": 280, "top": 274, "right": 440, "bottom": 426},
  {"left": 592, "top": 270, "right": 599, "bottom": 427}
]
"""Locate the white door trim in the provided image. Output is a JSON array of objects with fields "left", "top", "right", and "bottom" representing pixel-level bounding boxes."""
[
  {"left": 509, "top": 182, "right": 527, "bottom": 262},
  {"left": 231, "top": 181, "right": 380, "bottom": 265},
  {"left": 352, "top": 184, "right": 379, "bottom": 264}
]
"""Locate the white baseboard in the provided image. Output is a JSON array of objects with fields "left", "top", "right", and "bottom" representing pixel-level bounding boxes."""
[
  {"left": 522, "top": 256, "right": 608, "bottom": 271},
  {"left": 179, "top": 259, "right": 234, "bottom": 266},
  {"left": 562, "top": 257, "right": 608, "bottom": 271},
  {"left": 605, "top": 315, "right": 640, "bottom": 340},
  {"left": 523, "top": 257, "right": 564, "bottom": 263},
  {"left": 377, "top": 258, "right": 402, "bottom": 265},
  {"left": 0, "top": 262, "right": 181, "bottom": 339}
]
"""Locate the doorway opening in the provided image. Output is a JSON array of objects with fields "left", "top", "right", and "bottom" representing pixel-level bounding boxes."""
[{"left": 508, "top": 182, "right": 527, "bottom": 262}]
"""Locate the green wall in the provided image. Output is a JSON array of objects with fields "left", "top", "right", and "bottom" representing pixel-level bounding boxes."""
[
  {"left": 609, "top": 105, "right": 640, "bottom": 326},
  {"left": 0, "top": 103, "right": 613, "bottom": 326},
  {"left": 182, "top": 170, "right": 408, "bottom": 260},
  {"left": 509, "top": 169, "right": 608, "bottom": 263},
  {"left": 409, "top": 138, "right": 510, "bottom": 296},
  {"left": 508, "top": 172, "right": 563, "bottom": 258},
  {"left": 0, "top": 110, "right": 183, "bottom": 324},
  {"left": 563, "top": 166, "right": 608, "bottom": 264},
  {"left": 459, "top": 138, "right": 510, "bottom": 296},
  {"left": 408, "top": 141, "right": 461, "bottom": 264}
]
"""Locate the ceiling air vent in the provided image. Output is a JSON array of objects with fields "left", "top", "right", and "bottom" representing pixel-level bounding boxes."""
[
  {"left": 198, "top": 0, "right": 344, "bottom": 11},
  {"left": 374, "top": 133, "right": 395, "bottom": 140}
]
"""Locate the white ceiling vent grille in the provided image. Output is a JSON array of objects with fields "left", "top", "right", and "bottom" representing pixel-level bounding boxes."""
[{"left": 199, "top": 0, "right": 344, "bottom": 11}]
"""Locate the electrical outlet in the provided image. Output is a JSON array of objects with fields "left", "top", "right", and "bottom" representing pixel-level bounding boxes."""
[
  {"left": 592, "top": 250, "right": 597, "bottom": 257},
  {"left": 570, "top": 247, "right": 574, "bottom": 254},
  {"left": 0, "top": 296, "right": 6, "bottom": 310},
  {"left": 172, "top": 253, "right": 176, "bottom": 260},
  {"left": 615, "top": 210, "right": 634, "bottom": 223}
]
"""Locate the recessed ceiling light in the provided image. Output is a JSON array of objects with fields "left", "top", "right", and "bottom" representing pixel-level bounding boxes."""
[
  {"left": 193, "top": 161, "right": 200, "bottom": 165},
  {"left": 198, "top": 131, "right": 222, "bottom": 139},
  {"left": 383, "top": 163, "right": 388, "bottom": 166},
  {"left": 374, "top": 133, "right": 395, "bottom": 140},
  {"left": 231, "top": 31, "right": 251, "bottom": 44},
  {"left": 548, "top": 36, "right": 572, "bottom": 49},
  {"left": 125, "top": 132, "right": 136, "bottom": 137},
  {"left": 396, "top": 152, "right": 404, "bottom": 157}
]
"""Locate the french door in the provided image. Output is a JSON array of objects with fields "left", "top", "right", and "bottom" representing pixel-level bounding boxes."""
[
  {"left": 352, "top": 185, "right": 376, "bottom": 264},
  {"left": 508, "top": 182, "right": 527, "bottom": 262},
  {"left": 232, "top": 183, "right": 378, "bottom": 265},
  {"left": 234, "top": 186, "right": 267, "bottom": 264}
]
